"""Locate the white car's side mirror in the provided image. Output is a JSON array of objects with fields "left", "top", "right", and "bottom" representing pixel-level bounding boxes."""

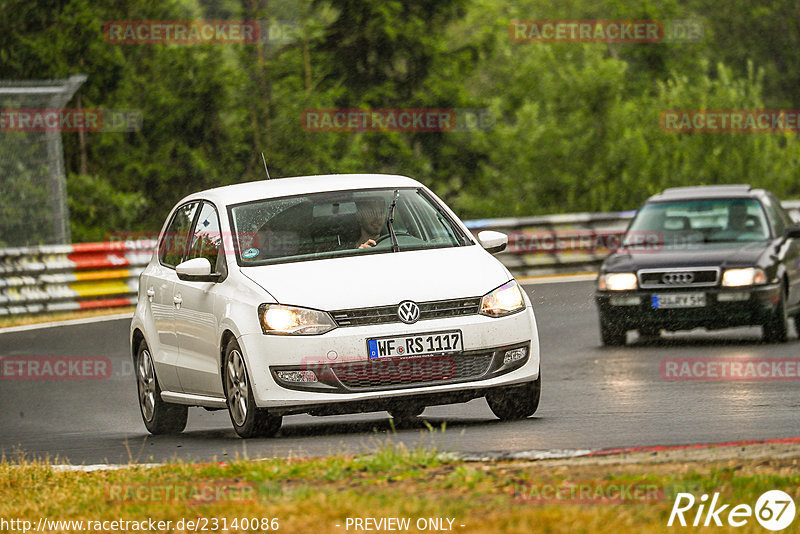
[
  {"left": 176, "top": 257, "right": 220, "bottom": 282},
  {"left": 477, "top": 230, "right": 508, "bottom": 254}
]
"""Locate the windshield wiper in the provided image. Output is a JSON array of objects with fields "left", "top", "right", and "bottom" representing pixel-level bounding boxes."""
[{"left": 387, "top": 189, "right": 400, "bottom": 252}]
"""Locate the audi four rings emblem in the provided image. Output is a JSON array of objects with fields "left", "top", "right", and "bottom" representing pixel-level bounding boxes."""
[
  {"left": 662, "top": 272, "right": 694, "bottom": 284},
  {"left": 398, "top": 301, "right": 421, "bottom": 324}
]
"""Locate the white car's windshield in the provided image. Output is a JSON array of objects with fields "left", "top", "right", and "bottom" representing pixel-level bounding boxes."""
[
  {"left": 229, "top": 187, "right": 469, "bottom": 264},
  {"left": 624, "top": 198, "right": 771, "bottom": 245}
]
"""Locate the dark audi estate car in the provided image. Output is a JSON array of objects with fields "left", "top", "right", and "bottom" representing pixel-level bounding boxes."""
[{"left": 595, "top": 185, "right": 800, "bottom": 345}]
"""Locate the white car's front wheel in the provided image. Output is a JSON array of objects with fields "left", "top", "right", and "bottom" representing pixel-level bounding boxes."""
[
  {"left": 223, "top": 339, "right": 282, "bottom": 438},
  {"left": 485, "top": 374, "right": 541, "bottom": 421},
  {"left": 136, "top": 341, "right": 187, "bottom": 434}
]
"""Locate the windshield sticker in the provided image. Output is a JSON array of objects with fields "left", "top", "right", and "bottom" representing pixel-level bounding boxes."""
[{"left": 242, "top": 248, "right": 259, "bottom": 259}]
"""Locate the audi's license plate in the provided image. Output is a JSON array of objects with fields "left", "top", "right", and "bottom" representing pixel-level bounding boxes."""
[
  {"left": 652, "top": 293, "right": 706, "bottom": 309},
  {"left": 367, "top": 331, "right": 463, "bottom": 359}
]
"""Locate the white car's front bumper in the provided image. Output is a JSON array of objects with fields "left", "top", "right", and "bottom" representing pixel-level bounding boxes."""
[{"left": 237, "top": 307, "right": 540, "bottom": 413}]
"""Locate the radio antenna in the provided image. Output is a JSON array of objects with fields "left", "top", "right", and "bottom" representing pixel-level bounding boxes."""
[{"left": 261, "top": 152, "right": 271, "bottom": 179}]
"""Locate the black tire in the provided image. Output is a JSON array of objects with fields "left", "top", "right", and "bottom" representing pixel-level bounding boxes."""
[
  {"left": 136, "top": 341, "right": 187, "bottom": 435},
  {"left": 486, "top": 374, "right": 541, "bottom": 421},
  {"left": 638, "top": 327, "right": 660, "bottom": 338},
  {"left": 223, "top": 339, "right": 282, "bottom": 438},
  {"left": 763, "top": 283, "right": 789, "bottom": 343},
  {"left": 388, "top": 404, "right": 425, "bottom": 427},
  {"left": 599, "top": 316, "right": 627, "bottom": 346}
]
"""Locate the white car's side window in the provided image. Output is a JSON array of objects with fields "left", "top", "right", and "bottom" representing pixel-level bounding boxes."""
[
  {"left": 187, "top": 202, "right": 223, "bottom": 273},
  {"left": 158, "top": 202, "right": 199, "bottom": 268}
]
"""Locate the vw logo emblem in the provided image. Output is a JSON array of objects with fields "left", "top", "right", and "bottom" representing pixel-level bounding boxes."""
[
  {"left": 662, "top": 272, "right": 694, "bottom": 284},
  {"left": 397, "top": 301, "right": 420, "bottom": 324}
]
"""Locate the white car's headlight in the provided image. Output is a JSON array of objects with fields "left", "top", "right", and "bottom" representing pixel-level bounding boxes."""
[
  {"left": 721, "top": 268, "right": 767, "bottom": 287},
  {"left": 480, "top": 280, "right": 526, "bottom": 317},
  {"left": 258, "top": 304, "right": 337, "bottom": 335},
  {"left": 598, "top": 272, "right": 638, "bottom": 291}
]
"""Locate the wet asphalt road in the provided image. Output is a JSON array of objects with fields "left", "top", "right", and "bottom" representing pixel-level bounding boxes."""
[{"left": 1, "top": 279, "right": 799, "bottom": 465}]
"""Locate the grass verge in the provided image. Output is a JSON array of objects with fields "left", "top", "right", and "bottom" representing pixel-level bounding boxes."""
[{"left": 2, "top": 442, "right": 799, "bottom": 533}]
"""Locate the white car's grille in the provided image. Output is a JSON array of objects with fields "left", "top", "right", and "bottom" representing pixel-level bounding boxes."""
[
  {"left": 331, "top": 352, "right": 494, "bottom": 390},
  {"left": 330, "top": 297, "right": 482, "bottom": 327}
]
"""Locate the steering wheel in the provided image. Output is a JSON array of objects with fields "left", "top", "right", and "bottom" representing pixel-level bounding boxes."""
[{"left": 374, "top": 232, "right": 413, "bottom": 245}]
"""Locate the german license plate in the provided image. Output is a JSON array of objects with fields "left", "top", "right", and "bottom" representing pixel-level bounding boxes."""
[
  {"left": 652, "top": 293, "right": 706, "bottom": 309},
  {"left": 367, "top": 331, "right": 463, "bottom": 359}
]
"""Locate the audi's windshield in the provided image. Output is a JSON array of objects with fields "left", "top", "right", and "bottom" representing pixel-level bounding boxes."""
[{"left": 624, "top": 198, "right": 771, "bottom": 246}]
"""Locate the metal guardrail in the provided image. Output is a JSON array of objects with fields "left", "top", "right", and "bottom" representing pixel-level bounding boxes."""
[
  {"left": 464, "top": 210, "right": 635, "bottom": 277},
  {"left": 2, "top": 201, "right": 800, "bottom": 317}
]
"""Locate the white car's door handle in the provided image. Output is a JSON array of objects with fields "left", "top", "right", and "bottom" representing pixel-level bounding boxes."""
[
  {"left": 146, "top": 288, "right": 155, "bottom": 302},
  {"left": 173, "top": 295, "right": 182, "bottom": 308}
]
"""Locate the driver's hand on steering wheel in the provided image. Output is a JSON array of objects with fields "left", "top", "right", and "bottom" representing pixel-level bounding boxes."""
[{"left": 358, "top": 239, "right": 377, "bottom": 249}]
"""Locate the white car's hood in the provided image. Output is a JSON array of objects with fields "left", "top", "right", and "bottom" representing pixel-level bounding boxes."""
[{"left": 240, "top": 245, "right": 511, "bottom": 310}]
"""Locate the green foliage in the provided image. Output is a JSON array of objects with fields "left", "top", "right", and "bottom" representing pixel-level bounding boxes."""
[
  {"left": 66, "top": 174, "right": 147, "bottom": 242},
  {"left": 687, "top": 0, "right": 800, "bottom": 108},
  {"left": 453, "top": 44, "right": 800, "bottom": 217}
]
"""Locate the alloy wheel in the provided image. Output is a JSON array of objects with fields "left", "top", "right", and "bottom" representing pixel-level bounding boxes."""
[
  {"left": 137, "top": 349, "right": 156, "bottom": 422},
  {"left": 226, "top": 349, "right": 249, "bottom": 426}
]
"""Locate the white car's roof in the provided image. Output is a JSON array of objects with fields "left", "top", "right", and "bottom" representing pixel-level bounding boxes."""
[{"left": 179, "top": 173, "right": 424, "bottom": 207}]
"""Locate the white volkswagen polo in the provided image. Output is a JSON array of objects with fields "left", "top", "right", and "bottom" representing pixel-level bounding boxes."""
[{"left": 130, "top": 174, "right": 541, "bottom": 437}]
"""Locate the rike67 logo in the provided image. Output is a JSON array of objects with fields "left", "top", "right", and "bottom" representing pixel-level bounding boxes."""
[{"left": 668, "top": 490, "right": 796, "bottom": 530}]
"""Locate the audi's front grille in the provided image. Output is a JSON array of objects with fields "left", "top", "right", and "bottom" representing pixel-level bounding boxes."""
[
  {"left": 331, "top": 297, "right": 482, "bottom": 327},
  {"left": 638, "top": 267, "right": 720, "bottom": 289},
  {"left": 331, "top": 352, "right": 494, "bottom": 390}
]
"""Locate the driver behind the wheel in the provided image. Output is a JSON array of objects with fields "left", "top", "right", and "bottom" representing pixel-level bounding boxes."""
[
  {"left": 354, "top": 197, "right": 387, "bottom": 249},
  {"left": 727, "top": 201, "right": 749, "bottom": 233}
]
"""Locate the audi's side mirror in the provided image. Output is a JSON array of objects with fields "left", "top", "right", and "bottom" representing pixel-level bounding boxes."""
[{"left": 785, "top": 225, "right": 800, "bottom": 240}]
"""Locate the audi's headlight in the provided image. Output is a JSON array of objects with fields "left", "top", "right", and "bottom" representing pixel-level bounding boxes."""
[
  {"left": 258, "top": 304, "right": 337, "bottom": 335},
  {"left": 598, "top": 272, "right": 638, "bottom": 291},
  {"left": 481, "top": 280, "right": 526, "bottom": 317},
  {"left": 722, "top": 268, "right": 767, "bottom": 287}
]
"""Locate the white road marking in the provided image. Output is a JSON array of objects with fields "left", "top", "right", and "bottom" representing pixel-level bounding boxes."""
[
  {"left": 518, "top": 273, "right": 597, "bottom": 285},
  {"left": 448, "top": 449, "right": 595, "bottom": 462},
  {"left": 48, "top": 463, "right": 162, "bottom": 471},
  {"left": 0, "top": 313, "right": 133, "bottom": 335}
]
